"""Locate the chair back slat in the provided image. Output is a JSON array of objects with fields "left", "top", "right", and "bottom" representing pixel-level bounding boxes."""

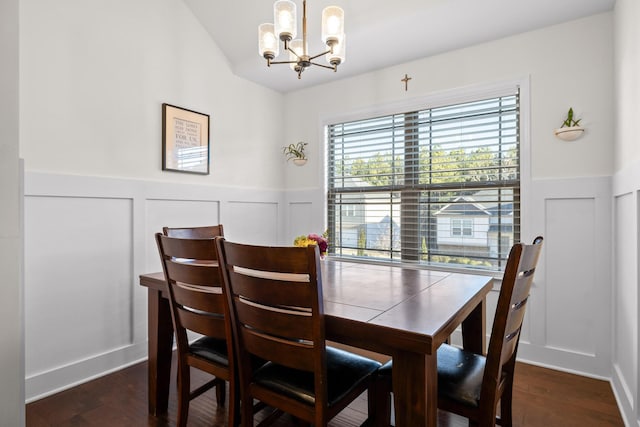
[
  {"left": 166, "top": 260, "right": 221, "bottom": 287},
  {"left": 228, "top": 268, "right": 314, "bottom": 310},
  {"left": 171, "top": 282, "right": 225, "bottom": 314},
  {"left": 240, "top": 327, "right": 316, "bottom": 372},
  {"left": 163, "top": 224, "right": 224, "bottom": 239},
  {"left": 160, "top": 238, "right": 218, "bottom": 262},
  {"left": 234, "top": 295, "right": 315, "bottom": 342},
  {"left": 222, "top": 242, "right": 317, "bottom": 274},
  {"left": 178, "top": 309, "right": 227, "bottom": 339},
  {"left": 482, "top": 236, "right": 543, "bottom": 404}
]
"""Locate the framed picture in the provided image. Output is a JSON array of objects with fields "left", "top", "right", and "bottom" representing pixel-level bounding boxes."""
[{"left": 162, "top": 103, "right": 210, "bottom": 174}]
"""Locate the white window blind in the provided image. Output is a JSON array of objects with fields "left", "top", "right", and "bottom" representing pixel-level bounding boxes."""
[{"left": 327, "top": 92, "right": 520, "bottom": 272}]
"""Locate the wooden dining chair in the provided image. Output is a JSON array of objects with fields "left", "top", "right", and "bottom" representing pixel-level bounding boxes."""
[
  {"left": 375, "top": 236, "right": 544, "bottom": 427},
  {"left": 215, "top": 238, "right": 383, "bottom": 427},
  {"left": 155, "top": 233, "right": 237, "bottom": 427},
  {"left": 163, "top": 224, "right": 224, "bottom": 239}
]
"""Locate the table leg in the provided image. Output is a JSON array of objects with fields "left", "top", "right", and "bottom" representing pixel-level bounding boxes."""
[
  {"left": 462, "top": 298, "right": 486, "bottom": 354},
  {"left": 147, "top": 288, "right": 174, "bottom": 415},
  {"left": 392, "top": 351, "right": 437, "bottom": 426}
]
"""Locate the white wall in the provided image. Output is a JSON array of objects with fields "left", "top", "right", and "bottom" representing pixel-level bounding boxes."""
[
  {"left": 282, "top": 13, "right": 616, "bottom": 379},
  {"left": 19, "top": 0, "right": 284, "bottom": 189},
  {"left": 0, "top": 0, "right": 24, "bottom": 424},
  {"left": 283, "top": 13, "right": 614, "bottom": 189},
  {"left": 613, "top": 0, "right": 640, "bottom": 172},
  {"left": 612, "top": 0, "right": 640, "bottom": 425}
]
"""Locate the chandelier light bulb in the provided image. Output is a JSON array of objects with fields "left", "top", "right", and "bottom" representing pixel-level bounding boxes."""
[
  {"left": 258, "top": 23, "right": 279, "bottom": 59},
  {"left": 274, "top": 0, "right": 297, "bottom": 42},
  {"left": 326, "top": 34, "right": 345, "bottom": 67},
  {"left": 322, "top": 6, "right": 344, "bottom": 45},
  {"left": 289, "top": 39, "right": 305, "bottom": 71},
  {"left": 327, "top": 16, "right": 341, "bottom": 34}
]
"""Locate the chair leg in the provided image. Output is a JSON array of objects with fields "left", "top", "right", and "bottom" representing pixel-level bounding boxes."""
[
  {"left": 215, "top": 378, "right": 227, "bottom": 406},
  {"left": 500, "top": 382, "right": 514, "bottom": 427},
  {"left": 241, "top": 392, "right": 254, "bottom": 427},
  {"left": 499, "top": 359, "right": 517, "bottom": 427},
  {"left": 177, "top": 363, "right": 190, "bottom": 427},
  {"left": 227, "top": 380, "right": 238, "bottom": 427},
  {"left": 370, "top": 376, "right": 392, "bottom": 427}
]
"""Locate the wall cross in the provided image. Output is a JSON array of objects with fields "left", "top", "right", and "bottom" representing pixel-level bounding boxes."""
[{"left": 401, "top": 74, "right": 412, "bottom": 91}]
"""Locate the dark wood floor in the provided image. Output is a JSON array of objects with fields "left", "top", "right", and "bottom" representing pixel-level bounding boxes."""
[{"left": 26, "top": 358, "right": 624, "bottom": 426}]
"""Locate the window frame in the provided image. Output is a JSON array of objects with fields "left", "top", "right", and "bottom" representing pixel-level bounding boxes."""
[{"left": 319, "top": 78, "right": 532, "bottom": 276}]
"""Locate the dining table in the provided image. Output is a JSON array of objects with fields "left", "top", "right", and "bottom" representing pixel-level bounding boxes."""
[{"left": 139, "top": 259, "right": 493, "bottom": 426}]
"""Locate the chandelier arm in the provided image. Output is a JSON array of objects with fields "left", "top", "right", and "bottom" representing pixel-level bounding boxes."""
[
  {"left": 269, "top": 59, "right": 299, "bottom": 65},
  {"left": 309, "top": 61, "right": 336, "bottom": 70},
  {"left": 286, "top": 46, "right": 302, "bottom": 60},
  {"left": 307, "top": 49, "right": 332, "bottom": 61}
]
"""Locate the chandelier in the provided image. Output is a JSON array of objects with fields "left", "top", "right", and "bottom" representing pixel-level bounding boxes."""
[{"left": 258, "top": 0, "right": 345, "bottom": 79}]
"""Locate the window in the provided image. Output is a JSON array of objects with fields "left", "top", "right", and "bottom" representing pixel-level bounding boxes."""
[
  {"left": 451, "top": 219, "right": 473, "bottom": 237},
  {"left": 342, "top": 204, "right": 357, "bottom": 217},
  {"left": 327, "top": 91, "right": 520, "bottom": 272}
]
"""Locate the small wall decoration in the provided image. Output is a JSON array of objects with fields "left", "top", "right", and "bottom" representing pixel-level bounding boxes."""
[
  {"left": 554, "top": 107, "right": 584, "bottom": 142},
  {"left": 162, "top": 103, "right": 210, "bottom": 174},
  {"left": 401, "top": 73, "right": 412, "bottom": 91},
  {"left": 283, "top": 141, "right": 308, "bottom": 166}
]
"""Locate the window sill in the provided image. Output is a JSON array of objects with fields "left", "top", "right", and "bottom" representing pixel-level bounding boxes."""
[{"left": 326, "top": 255, "right": 503, "bottom": 280}]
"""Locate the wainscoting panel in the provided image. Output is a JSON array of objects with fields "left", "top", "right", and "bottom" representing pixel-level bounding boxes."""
[
  {"left": 514, "top": 177, "right": 612, "bottom": 378},
  {"left": 610, "top": 161, "right": 640, "bottom": 427},
  {"left": 225, "top": 201, "right": 279, "bottom": 245},
  {"left": 612, "top": 191, "right": 637, "bottom": 414},
  {"left": 544, "top": 197, "right": 598, "bottom": 356},
  {"left": 144, "top": 198, "right": 220, "bottom": 272},
  {"left": 24, "top": 194, "right": 133, "bottom": 397},
  {"left": 287, "top": 201, "right": 315, "bottom": 242},
  {"left": 282, "top": 189, "right": 327, "bottom": 245}
]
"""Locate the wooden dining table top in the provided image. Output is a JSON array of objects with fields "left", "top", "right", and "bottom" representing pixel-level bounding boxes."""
[{"left": 320, "top": 261, "right": 492, "bottom": 352}]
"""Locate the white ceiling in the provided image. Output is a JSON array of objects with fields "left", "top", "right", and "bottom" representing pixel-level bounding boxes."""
[{"left": 183, "top": 0, "right": 615, "bottom": 93}]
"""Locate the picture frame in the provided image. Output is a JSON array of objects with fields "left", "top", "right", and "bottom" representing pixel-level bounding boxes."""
[{"left": 162, "top": 103, "right": 210, "bottom": 175}]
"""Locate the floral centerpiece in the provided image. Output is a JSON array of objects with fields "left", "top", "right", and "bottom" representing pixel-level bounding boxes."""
[{"left": 294, "top": 231, "right": 329, "bottom": 258}]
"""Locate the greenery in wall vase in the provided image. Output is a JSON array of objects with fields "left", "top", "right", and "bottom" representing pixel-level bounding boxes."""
[
  {"left": 554, "top": 107, "right": 585, "bottom": 141},
  {"left": 283, "top": 141, "right": 308, "bottom": 166}
]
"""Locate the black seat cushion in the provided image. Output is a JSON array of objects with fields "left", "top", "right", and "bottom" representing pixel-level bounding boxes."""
[
  {"left": 376, "top": 343, "right": 485, "bottom": 408},
  {"left": 436, "top": 343, "right": 485, "bottom": 407},
  {"left": 189, "top": 336, "right": 229, "bottom": 367},
  {"left": 252, "top": 346, "right": 381, "bottom": 406}
]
